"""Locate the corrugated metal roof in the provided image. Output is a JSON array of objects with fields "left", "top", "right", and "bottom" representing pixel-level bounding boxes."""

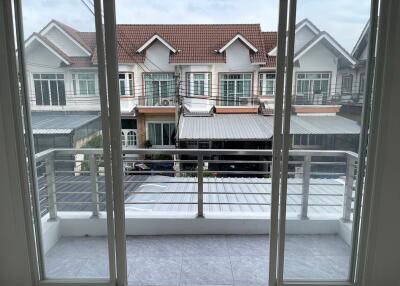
[
  {"left": 31, "top": 113, "right": 100, "bottom": 134},
  {"left": 124, "top": 175, "right": 345, "bottom": 218},
  {"left": 179, "top": 114, "right": 360, "bottom": 140},
  {"left": 290, "top": 115, "right": 360, "bottom": 135},
  {"left": 179, "top": 114, "right": 274, "bottom": 140}
]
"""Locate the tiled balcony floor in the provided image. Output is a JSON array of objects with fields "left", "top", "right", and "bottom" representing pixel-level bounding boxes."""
[{"left": 45, "top": 234, "right": 350, "bottom": 285}]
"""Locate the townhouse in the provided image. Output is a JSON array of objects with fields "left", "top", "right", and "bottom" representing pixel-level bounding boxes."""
[{"left": 25, "top": 18, "right": 361, "bottom": 154}]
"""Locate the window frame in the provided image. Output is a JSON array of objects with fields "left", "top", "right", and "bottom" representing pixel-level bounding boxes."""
[
  {"left": 219, "top": 72, "right": 253, "bottom": 105},
  {"left": 342, "top": 73, "right": 354, "bottom": 94},
  {"left": 72, "top": 72, "right": 97, "bottom": 96},
  {"left": 295, "top": 72, "right": 331, "bottom": 97},
  {"left": 32, "top": 73, "right": 66, "bottom": 106},
  {"left": 119, "top": 72, "right": 134, "bottom": 97},
  {"left": 143, "top": 73, "right": 176, "bottom": 105},
  {"left": 146, "top": 121, "right": 176, "bottom": 147},
  {"left": 186, "top": 72, "right": 212, "bottom": 97},
  {"left": 259, "top": 72, "right": 276, "bottom": 96}
]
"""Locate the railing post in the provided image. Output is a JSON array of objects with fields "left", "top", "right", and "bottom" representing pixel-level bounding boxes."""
[
  {"left": 89, "top": 154, "right": 99, "bottom": 217},
  {"left": 300, "top": 155, "right": 311, "bottom": 219},
  {"left": 45, "top": 155, "right": 57, "bottom": 220},
  {"left": 343, "top": 156, "right": 356, "bottom": 222},
  {"left": 197, "top": 154, "right": 204, "bottom": 218}
]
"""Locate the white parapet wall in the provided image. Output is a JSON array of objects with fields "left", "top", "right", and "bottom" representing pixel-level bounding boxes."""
[{"left": 41, "top": 211, "right": 353, "bottom": 254}]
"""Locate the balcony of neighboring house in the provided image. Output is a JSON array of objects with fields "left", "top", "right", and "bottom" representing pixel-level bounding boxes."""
[{"left": 36, "top": 147, "right": 356, "bottom": 283}]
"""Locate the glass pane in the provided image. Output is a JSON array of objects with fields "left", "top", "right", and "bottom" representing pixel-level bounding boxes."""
[
  {"left": 114, "top": 2, "right": 277, "bottom": 285},
  {"left": 34, "top": 81, "right": 42, "bottom": 105},
  {"left": 79, "top": 80, "right": 88, "bottom": 95},
  {"left": 162, "top": 123, "right": 170, "bottom": 145},
  {"left": 87, "top": 81, "right": 95, "bottom": 94},
  {"left": 120, "top": 79, "right": 125, "bottom": 96},
  {"left": 283, "top": 0, "right": 373, "bottom": 281},
  {"left": 50, "top": 80, "right": 58, "bottom": 105},
  {"left": 58, "top": 81, "right": 66, "bottom": 105},
  {"left": 19, "top": 0, "right": 110, "bottom": 280},
  {"left": 41, "top": 81, "right": 50, "bottom": 105}
]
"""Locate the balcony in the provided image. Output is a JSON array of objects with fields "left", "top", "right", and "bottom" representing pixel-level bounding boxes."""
[
  {"left": 137, "top": 96, "right": 176, "bottom": 107},
  {"left": 292, "top": 93, "right": 364, "bottom": 105},
  {"left": 35, "top": 148, "right": 357, "bottom": 283}
]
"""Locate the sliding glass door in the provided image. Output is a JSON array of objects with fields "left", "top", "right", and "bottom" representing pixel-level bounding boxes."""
[
  {"left": 14, "top": 0, "right": 117, "bottom": 283},
  {"left": 10, "top": 0, "right": 379, "bottom": 285}
]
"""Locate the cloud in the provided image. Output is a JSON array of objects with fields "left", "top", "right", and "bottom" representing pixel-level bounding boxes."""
[{"left": 21, "top": 0, "right": 370, "bottom": 51}]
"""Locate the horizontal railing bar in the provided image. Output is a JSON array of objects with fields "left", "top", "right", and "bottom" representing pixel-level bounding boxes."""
[
  {"left": 36, "top": 175, "right": 46, "bottom": 181},
  {"left": 122, "top": 160, "right": 198, "bottom": 163},
  {"left": 310, "top": 172, "right": 345, "bottom": 176},
  {"left": 54, "top": 160, "right": 89, "bottom": 163},
  {"left": 127, "top": 170, "right": 271, "bottom": 175},
  {"left": 122, "top": 191, "right": 343, "bottom": 196},
  {"left": 55, "top": 191, "right": 93, "bottom": 195},
  {"left": 37, "top": 148, "right": 356, "bottom": 158},
  {"left": 122, "top": 202, "right": 342, "bottom": 206},
  {"left": 118, "top": 180, "right": 344, "bottom": 185},
  {"left": 55, "top": 170, "right": 91, "bottom": 174},
  {"left": 310, "top": 162, "right": 346, "bottom": 165},
  {"left": 203, "top": 160, "right": 272, "bottom": 164},
  {"left": 53, "top": 181, "right": 92, "bottom": 184},
  {"left": 55, "top": 202, "right": 105, "bottom": 205},
  {"left": 38, "top": 186, "right": 47, "bottom": 192},
  {"left": 125, "top": 191, "right": 272, "bottom": 195}
]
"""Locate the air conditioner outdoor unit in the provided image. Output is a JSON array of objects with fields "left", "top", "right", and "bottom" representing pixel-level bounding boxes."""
[{"left": 162, "top": 99, "right": 171, "bottom": 106}]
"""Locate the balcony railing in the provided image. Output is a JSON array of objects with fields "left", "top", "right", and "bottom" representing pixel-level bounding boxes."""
[
  {"left": 137, "top": 96, "right": 176, "bottom": 107},
  {"left": 30, "top": 96, "right": 102, "bottom": 111},
  {"left": 35, "top": 148, "right": 357, "bottom": 222},
  {"left": 292, "top": 93, "right": 364, "bottom": 105}
]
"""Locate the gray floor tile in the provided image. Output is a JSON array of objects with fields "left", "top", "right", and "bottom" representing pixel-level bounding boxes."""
[
  {"left": 44, "top": 234, "right": 351, "bottom": 283},
  {"left": 230, "top": 256, "right": 268, "bottom": 286},
  {"left": 180, "top": 256, "right": 233, "bottom": 285},
  {"left": 284, "top": 255, "right": 350, "bottom": 280},
  {"left": 45, "top": 256, "right": 87, "bottom": 278},
  {"left": 227, "top": 235, "right": 269, "bottom": 257},
  {"left": 182, "top": 235, "right": 230, "bottom": 257},
  {"left": 78, "top": 257, "right": 110, "bottom": 278},
  {"left": 128, "top": 256, "right": 182, "bottom": 286},
  {"left": 127, "top": 235, "right": 184, "bottom": 257},
  {"left": 310, "top": 235, "right": 351, "bottom": 257}
]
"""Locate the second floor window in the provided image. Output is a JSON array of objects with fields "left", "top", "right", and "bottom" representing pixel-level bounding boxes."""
[
  {"left": 73, "top": 73, "right": 96, "bottom": 95},
  {"left": 220, "top": 73, "right": 252, "bottom": 105},
  {"left": 119, "top": 73, "right": 134, "bottom": 96},
  {"left": 259, "top": 73, "right": 276, "bottom": 96},
  {"left": 33, "top": 73, "right": 65, "bottom": 106},
  {"left": 296, "top": 72, "right": 330, "bottom": 96},
  {"left": 144, "top": 73, "right": 175, "bottom": 105},
  {"left": 186, "top": 73, "right": 211, "bottom": 97},
  {"left": 341, "top": 74, "right": 353, "bottom": 94},
  {"left": 148, "top": 122, "right": 176, "bottom": 146}
]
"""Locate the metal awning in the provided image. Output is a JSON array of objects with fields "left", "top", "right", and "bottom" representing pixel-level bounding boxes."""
[
  {"left": 31, "top": 112, "right": 100, "bottom": 135},
  {"left": 179, "top": 114, "right": 274, "bottom": 140},
  {"left": 179, "top": 114, "right": 360, "bottom": 140},
  {"left": 290, "top": 115, "right": 360, "bottom": 135}
]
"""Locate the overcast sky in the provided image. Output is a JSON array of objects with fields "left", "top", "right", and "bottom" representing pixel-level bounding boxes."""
[{"left": 21, "top": 0, "right": 371, "bottom": 51}]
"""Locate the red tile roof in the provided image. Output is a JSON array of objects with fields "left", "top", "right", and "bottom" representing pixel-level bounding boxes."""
[
  {"left": 262, "top": 32, "right": 277, "bottom": 68},
  {"left": 45, "top": 22, "right": 279, "bottom": 67}
]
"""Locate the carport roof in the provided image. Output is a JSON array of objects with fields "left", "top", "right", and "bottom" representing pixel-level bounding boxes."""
[
  {"left": 31, "top": 112, "right": 100, "bottom": 135},
  {"left": 178, "top": 114, "right": 360, "bottom": 140}
]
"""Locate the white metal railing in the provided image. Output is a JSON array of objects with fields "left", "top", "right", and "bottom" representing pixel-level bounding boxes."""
[{"left": 35, "top": 148, "right": 357, "bottom": 221}]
